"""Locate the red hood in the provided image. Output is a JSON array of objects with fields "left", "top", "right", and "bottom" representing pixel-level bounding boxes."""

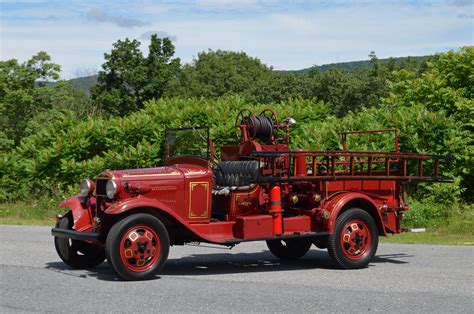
[
  {"left": 100, "top": 166, "right": 182, "bottom": 180},
  {"left": 99, "top": 164, "right": 210, "bottom": 181}
]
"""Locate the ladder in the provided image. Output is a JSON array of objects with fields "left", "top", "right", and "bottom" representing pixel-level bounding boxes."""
[{"left": 252, "top": 150, "right": 453, "bottom": 183}]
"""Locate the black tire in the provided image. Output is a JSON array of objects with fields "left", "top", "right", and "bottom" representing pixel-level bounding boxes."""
[
  {"left": 105, "top": 213, "right": 170, "bottom": 281},
  {"left": 266, "top": 238, "right": 312, "bottom": 260},
  {"left": 312, "top": 236, "right": 328, "bottom": 249},
  {"left": 54, "top": 212, "right": 105, "bottom": 269},
  {"left": 328, "top": 208, "right": 379, "bottom": 269}
]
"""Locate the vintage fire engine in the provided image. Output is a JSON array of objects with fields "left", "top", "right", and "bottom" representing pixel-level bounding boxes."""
[{"left": 52, "top": 109, "right": 451, "bottom": 280}]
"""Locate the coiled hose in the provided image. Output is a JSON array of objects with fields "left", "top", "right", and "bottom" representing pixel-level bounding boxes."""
[{"left": 252, "top": 115, "right": 274, "bottom": 142}]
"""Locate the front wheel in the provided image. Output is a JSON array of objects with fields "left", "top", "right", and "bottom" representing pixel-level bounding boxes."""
[
  {"left": 54, "top": 212, "right": 105, "bottom": 269},
  {"left": 106, "top": 213, "right": 170, "bottom": 281},
  {"left": 266, "top": 238, "right": 312, "bottom": 260},
  {"left": 328, "top": 208, "right": 378, "bottom": 269}
]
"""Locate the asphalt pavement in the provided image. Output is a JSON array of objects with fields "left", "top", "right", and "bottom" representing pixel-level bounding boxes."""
[{"left": 1, "top": 224, "right": 473, "bottom": 313}]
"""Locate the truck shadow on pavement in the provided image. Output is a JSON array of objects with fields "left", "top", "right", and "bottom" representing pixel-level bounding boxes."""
[{"left": 45, "top": 250, "right": 412, "bottom": 281}]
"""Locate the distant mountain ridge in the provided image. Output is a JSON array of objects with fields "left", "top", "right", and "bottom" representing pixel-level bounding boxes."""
[
  {"left": 68, "top": 75, "right": 98, "bottom": 94},
  {"left": 287, "top": 55, "right": 431, "bottom": 74},
  {"left": 63, "top": 55, "right": 431, "bottom": 94}
]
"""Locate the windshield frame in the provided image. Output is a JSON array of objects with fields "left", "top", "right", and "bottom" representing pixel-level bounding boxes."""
[{"left": 164, "top": 126, "right": 210, "bottom": 161}]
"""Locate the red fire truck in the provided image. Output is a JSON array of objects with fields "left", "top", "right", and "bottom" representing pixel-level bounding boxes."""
[{"left": 52, "top": 109, "right": 451, "bottom": 280}]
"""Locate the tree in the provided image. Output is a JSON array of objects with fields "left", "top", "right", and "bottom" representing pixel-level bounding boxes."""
[
  {"left": 0, "top": 52, "right": 57, "bottom": 147},
  {"left": 0, "top": 52, "right": 95, "bottom": 150},
  {"left": 91, "top": 35, "right": 180, "bottom": 116},
  {"left": 309, "top": 68, "right": 355, "bottom": 116},
  {"left": 248, "top": 72, "right": 313, "bottom": 103},
  {"left": 166, "top": 50, "right": 271, "bottom": 98},
  {"left": 306, "top": 53, "right": 393, "bottom": 116}
]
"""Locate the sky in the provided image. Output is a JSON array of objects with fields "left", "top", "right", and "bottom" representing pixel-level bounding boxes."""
[{"left": 0, "top": 0, "right": 472, "bottom": 79}]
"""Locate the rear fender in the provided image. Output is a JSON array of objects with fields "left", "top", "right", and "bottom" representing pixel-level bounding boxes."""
[
  {"left": 58, "top": 195, "right": 94, "bottom": 232},
  {"left": 323, "top": 192, "right": 386, "bottom": 236},
  {"left": 105, "top": 196, "right": 217, "bottom": 243}
]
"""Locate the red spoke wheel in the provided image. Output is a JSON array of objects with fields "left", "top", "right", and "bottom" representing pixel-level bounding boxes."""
[
  {"left": 54, "top": 212, "right": 105, "bottom": 269},
  {"left": 266, "top": 238, "right": 312, "bottom": 260},
  {"left": 106, "top": 214, "right": 169, "bottom": 281},
  {"left": 119, "top": 225, "right": 161, "bottom": 272},
  {"left": 328, "top": 208, "right": 378, "bottom": 269}
]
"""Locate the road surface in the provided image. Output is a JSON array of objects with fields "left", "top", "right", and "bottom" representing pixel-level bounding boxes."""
[{"left": 1, "top": 225, "right": 473, "bottom": 313}]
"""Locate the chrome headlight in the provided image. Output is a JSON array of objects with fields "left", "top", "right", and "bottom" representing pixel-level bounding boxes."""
[
  {"left": 106, "top": 180, "right": 117, "bottom": 199},
  {"left": 80, "top": 179, "right": 94, "bottom": 196}
]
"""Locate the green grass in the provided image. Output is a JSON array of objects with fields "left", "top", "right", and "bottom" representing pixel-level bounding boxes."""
[
  {"left": 0, "top": 198, "right": 66, "bottom": 226},
  {"left": 1, "top": 199, "right": 472, "bottom": 245},
  {"left": 0, "top": 216, "right": 56, "bottom": 226},
  {"left": 381, "top": 229, "right": 474, "bottom": 245},
  {"left": 387, "top": 200, "right": 474, "bottom": 245}
]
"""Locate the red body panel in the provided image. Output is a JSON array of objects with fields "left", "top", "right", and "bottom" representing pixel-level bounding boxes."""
[
  {"left": 105, "top": 195, "right": 232, "bottom": 244},
  {"left": 192, "top": 222, "right": 235, "bottom": 243},
  {"left": 322, "top": 191, "right": 387, "bottom": 235},
  {"left": 59, "top": 195, "right": 94, "bottom": 232},
  {"left": 283, "top": 216, "right": 311, "bottom": 234},
  {"left": 228, "top": 187, "right": 261, "bottom": 220},
  {"left": 101, "top": 164, "right": 213, "bottom": 224},
  {"left": 235, "top": 215, "right": 273, "bottom": 239}
]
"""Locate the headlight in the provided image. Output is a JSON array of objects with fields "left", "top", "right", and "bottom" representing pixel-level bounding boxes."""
[
  {"left": 80, "top": 179, "right": 94, "bottom": 196},
  {"left": 106, "top": 180, "right": 117, "bottom": 199}
]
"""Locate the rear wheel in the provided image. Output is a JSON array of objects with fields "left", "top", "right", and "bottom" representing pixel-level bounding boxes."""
[
  {"left": 54, "top": 212, "right": 105, "bottom": 269},
  {"left": 266, "top": 238, "right": 312, "bottom": 260},
  {"left": 106, "top": 213, "right": 169, "bottom": 281},
  {"left": 328, "top": 208, "right": 378, "bottom": 269}
]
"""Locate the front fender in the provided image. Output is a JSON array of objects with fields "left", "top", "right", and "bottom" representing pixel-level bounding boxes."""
[
  {"left": 323, "top": 192, "right": 386, "bottom": 236},
  {"left": 58, "top": 195, "right": 94, "bottom": 232},
  {"left": 105, "top": 196, "right": 177, "bottom": 216},
  {"left": 105, "top": 196, "right": 219, "bottom": 243}
]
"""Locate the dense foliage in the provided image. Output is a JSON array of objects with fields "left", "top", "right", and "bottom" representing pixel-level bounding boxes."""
[
  {"left": 384, "top": 47, "right": 473, "bottom": 200},
  {"left": 0, "top": 36, "right": 472, "bottom": 213},
  {"left": 0, "top": 95, "right": 469, "bottom": 203}
]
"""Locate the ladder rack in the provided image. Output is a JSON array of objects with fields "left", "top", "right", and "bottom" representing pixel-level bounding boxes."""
[{"left": 251, "top": 150, "right": 453, "bottom": 183}]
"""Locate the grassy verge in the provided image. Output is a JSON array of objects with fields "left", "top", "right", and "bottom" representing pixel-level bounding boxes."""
[
  {"left": 0, "top": 198, "right": 66, "bottom": 226},
  {"left": 0, "top": 216, "right": 56, "bottom": 226},
  {"left": 384, "top": 200, "right": 474, "bottom": 245},
  {"left": 1, "top": 199, "right": 472, "bottom": 245},
  {"left": 381, "top": 229, "right": 474, "bottom": 245}
]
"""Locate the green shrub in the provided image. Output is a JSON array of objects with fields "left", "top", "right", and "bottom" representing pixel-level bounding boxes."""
[{"left": 0, "top": 95, "right": 468, "bottom": 204}]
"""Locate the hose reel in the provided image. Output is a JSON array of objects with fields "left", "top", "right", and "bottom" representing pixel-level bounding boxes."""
[{"left": 235, "top": 109, "right": 278, "bottom": 143}]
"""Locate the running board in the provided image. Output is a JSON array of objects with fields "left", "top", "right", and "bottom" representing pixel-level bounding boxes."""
[{"left": 224, "top": 232, "right": 329, "bottom": 245}]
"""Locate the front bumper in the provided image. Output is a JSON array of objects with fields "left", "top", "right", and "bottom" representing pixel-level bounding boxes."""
[{"left": 51, "top": 227, "right": 99, "bottom": 242}]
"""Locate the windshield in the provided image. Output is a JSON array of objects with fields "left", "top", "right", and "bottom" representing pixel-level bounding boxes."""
[{"left": 165, "top": 126, "right": 210, "bottom": 160}]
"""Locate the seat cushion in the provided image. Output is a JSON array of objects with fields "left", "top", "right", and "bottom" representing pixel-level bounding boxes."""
[{"left": 214, "top": 161, "right": 259, "bottom": 187}]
